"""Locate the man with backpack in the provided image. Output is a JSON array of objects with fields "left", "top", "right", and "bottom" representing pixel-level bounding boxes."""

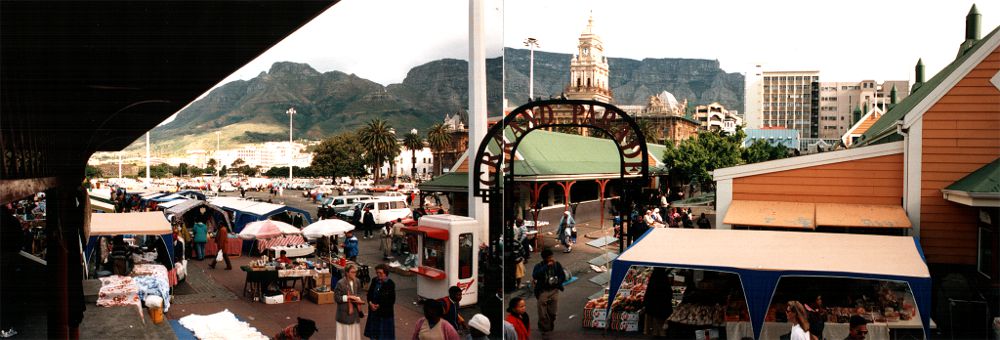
[{"left": 532, "top": 249, "right": 566, "bottom": 340}]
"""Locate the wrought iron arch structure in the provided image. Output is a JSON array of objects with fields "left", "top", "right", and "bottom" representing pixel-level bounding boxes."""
[{"left": 471, "top": 99, "right": 652, "bottom": 292}]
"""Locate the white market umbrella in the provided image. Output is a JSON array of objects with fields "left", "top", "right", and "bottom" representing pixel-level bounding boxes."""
[
  {"left": 239, "top": 220, "right": 298, "bottom": 240},
  {"left": 302, "top": 219, "right": 355, "bottom": 240}
]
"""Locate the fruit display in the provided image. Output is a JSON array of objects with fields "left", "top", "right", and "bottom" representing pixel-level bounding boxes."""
[
  {"left": 582, "top": 266, "right": 652, "bottom": 331},
  {"left": 667, "top": 303, "right": 725, "bottom": 326}
]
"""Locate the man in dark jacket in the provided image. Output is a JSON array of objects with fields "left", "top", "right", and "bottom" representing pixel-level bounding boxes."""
[
  {"left": 362, "top": 207, "right": 376, "bottom": 239},
  {"left": 350, "top": 205, "right": 362, "bottom": 234},
  {"left": 532, "top": 249, "right": 565, "bottom": 340}
]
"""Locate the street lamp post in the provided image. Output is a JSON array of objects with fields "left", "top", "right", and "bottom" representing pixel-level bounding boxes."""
[
  {"left": 145, "top": 131, "right": 150, "bottom": 187},
  {"left": 286, "top": 107, "right": 296, "bottom": 180},
  {"left": 215, "top": 131, "right": 221, "bottom": 176},
  {"left": 523, "top": 37, "right": 539, "bottom": 101}
]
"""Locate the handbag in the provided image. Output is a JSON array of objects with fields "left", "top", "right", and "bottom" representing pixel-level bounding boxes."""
[{"left": 216, "top": 250, "right": 223, "bottom": 262}]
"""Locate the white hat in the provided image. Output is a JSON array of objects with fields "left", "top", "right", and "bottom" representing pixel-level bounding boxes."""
[{"left": 468, "top": 314, "right": 490, "bottom": 335}]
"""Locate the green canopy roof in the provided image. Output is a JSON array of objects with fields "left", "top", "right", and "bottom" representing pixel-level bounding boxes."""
[
  {"left": 859, "top": 26, "right": 999, "bottom": 146},
  {"left": 419, "top": 129, "right": 667, "bottom": 191},
  {"left": 945, "top": 158, "right": 1000, "bottom": 194},
  {"left": 512, "top": 129, "right": 664, "bottom": 181}
]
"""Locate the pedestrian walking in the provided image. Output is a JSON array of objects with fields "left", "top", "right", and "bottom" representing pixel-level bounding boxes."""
[
  {"left": 343, "top": 230, "right": 359, "bottom": 262},
  {"left": 351, "top": 205, "right": 362, "bottom": 233},
  {"left": 438, "top": 286, "right": 465, "bottom": 332},
  {"left": 556, "top": 211, "right": 575, "bottom": 253},
  {"left": 505, "top": 297, "right": 530, "bottom": 340},
  {"left": 412, "top": 300, "right": 460, "bottom": 340},
  {"left": 380, "top": 222, "right": 393, "bottom": 259},
  {"left": 364, "top": 265, "right": 396, "bottom": 340},
  {"left": 192, "top": 221, "right": 208, "bottom": 260},
  {"left": 208, "top": 224, "right": 231, "bottom": 270},
  {"left": 532, "top": 249, "right": 565, "bottom": 340},
  {"left": 363, "top": 207, "right": 376, "bottom": 239},
  {"left": 334, "top": 264, "right": 364, "bottom": 340}
]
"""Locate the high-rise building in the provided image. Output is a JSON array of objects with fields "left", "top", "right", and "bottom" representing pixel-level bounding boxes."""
[
  {"left": 564, "top": 15, "right": 613, "bottom": 103},
  {"left": 757, "top": 71, "right": 821, "bottom": 139},
  {"left": 816, "top": 80, "right": 910, "bottom": 139},
  {"left": 743, "top": 65, "right": 764, "bottom": 129}
]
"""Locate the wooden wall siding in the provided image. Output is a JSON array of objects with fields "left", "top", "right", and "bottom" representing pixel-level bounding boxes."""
[
  {"left": 732, "top": 154, "right": 903, "bottom": 205},
  {"left": 921, "top": 49, "right": 1000, "bottom": 265}
]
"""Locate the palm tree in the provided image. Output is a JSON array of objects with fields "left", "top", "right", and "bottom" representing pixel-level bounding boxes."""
[
  {"left": 359, "top": 118, "right": 400, "bottom": 184},
  {"left": 403, "top": 131, "right": 424, "bottom": 180},
  {"left": 426, "top": 123, "right": 452, "bottom": 176},
  {"left": 636, "top": 119, "right": 659, "bottom": 143}
]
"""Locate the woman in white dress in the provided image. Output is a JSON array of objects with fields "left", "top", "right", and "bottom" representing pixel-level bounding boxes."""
[
  {"left": 786, "top": 300, "right": 812, "bottom": 340},
  {"left": 334, "top": 264, "right": 364, "bottom": 340}
]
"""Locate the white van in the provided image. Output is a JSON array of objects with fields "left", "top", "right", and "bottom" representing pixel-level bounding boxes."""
[
  {"left": 338, "top": 196, "right": 411, "bottom": 224},
  {"left": 320, "top": 195, "right": 373, "bottom": 214}
]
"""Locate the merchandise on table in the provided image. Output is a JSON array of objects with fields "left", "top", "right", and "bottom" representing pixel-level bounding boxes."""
[
  {"left": 667, "top": 303, "right": 725, "bottom": 327},
  {"left": 178, "top": 309, "right": 268, "bottom": 340},
  {"left": 582, "top": 266, "right": 653, "bottom": 331}
]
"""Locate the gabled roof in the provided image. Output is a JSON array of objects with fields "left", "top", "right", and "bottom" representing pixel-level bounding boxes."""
[
  {"left": 860, "top": 26, "right": 1000, "bottom": 145},
  {"left": 842, "top": 106, "right": 885, "bottom": 147}
]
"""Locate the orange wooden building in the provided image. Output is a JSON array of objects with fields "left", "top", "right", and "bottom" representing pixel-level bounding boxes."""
[{"left": 715, "top": 11, "right": 999, "bottom": 285}]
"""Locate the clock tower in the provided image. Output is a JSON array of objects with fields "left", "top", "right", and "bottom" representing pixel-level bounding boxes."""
[{"left": 566, "top": 15, "right": 612, "bottom": 103}]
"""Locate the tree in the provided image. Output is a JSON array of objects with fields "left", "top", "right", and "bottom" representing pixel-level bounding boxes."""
[
  {"left": 206, "top": 158, "right": 218, "bottom": 169},
  {"left": 426, "top": 123, "right": 452, "bottom": 176},
  {"left": 311, "top": 131, "right": 368, "bottom": 181},
  {"left": 172, "top": 163, "right": 189, "bottom": 177},
  {"left": 661, "top": 130, "right": 744, "bottom": 192},
  {"left": 403, "top": 131, "right": 424, "bottom": 180},
  {"left": 358, "top": 118, "right": 400, "bottom": 184},
  {"left": 219, "top": 165, "right": 228, "bottom": 176},
  {"left": 85, "top": 165, "right": 103, "bottom": 179},
  {"left": 231, "top": 158, "right": 245, "bottom": 168},
  {"left": 636, "top": 119, "right": 659, "bottom": 143},
  {"left": 742, "top": 139, "right": 789, "bottom": 164}
]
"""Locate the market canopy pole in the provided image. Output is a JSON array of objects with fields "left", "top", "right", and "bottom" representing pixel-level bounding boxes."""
[{"left": 467, "top": 0, "right": 487, "bottom": 239}]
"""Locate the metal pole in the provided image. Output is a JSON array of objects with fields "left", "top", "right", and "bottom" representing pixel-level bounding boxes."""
[
  {"left": 145, "top": 131, "right": 150, "bottom": 186},
  {"left": 287, "top": 107, "right": 296, "bottom": 180},
  {"left": 216, "top": 131, "right": 221, "bottom": 176},
  {"left": 524, "top": 38, "right": 538, "bottom": 101}
]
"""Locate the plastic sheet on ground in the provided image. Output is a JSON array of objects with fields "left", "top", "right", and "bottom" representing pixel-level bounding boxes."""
[{"left": 178, "top": 309, "right": 267, "bottom": 340}]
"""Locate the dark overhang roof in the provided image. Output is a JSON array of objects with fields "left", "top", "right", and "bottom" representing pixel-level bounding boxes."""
[{"left": 1, "top": 1, "right": 337, "bottom": 180}]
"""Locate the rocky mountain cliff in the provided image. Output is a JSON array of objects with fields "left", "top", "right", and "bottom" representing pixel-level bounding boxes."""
[
  {"left": 140, "top": 49, "right": 742, "bottom": 154},
  {"left": 503, "top": 47, "right": 744, "bottom": 110}
]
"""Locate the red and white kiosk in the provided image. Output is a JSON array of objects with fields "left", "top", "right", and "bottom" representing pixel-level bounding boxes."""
[{"left": 402, "top": 214, "right": 479, "bottom": 306}]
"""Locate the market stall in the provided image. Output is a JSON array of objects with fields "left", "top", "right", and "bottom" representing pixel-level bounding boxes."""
[
  {"left": 85, "top": 212, "right": 176, "bottom": 277},
  {"left": 208, "top": 197, "right": 313, "bottom": 232},
  {"left": 607, "top": 228, "right": 933, "bottom": 339}
]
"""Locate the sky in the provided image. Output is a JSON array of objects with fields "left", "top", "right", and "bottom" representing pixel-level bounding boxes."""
[
  {"left": 164, "top": 0, "right": 997, "bottom": 125},
  {"left": 504, "top": 0, "right": 998, "bottom": 82}
]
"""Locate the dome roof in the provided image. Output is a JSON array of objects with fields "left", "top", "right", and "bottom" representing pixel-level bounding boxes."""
[{"left": 656, "top": 91, "right": 679, "bottom": 109}]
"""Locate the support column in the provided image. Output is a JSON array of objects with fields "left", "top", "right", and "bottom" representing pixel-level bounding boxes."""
[
  {"left": 596, "top": 179, "right": 610, "bottom": 230},
  {"left": 530, "top": 182, "right": 548, "bottom": 251},
  {"left": 556, "top": 181, "right": 576, "bottom": 213},
  {"left": 467, "top": 0, "right": 488, "bottom": 240}
]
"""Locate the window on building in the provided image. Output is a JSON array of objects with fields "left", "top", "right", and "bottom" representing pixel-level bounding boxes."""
[
  {"left": 459, "top": 233, "right": 474, "bottom": 279},
  {"left": 422, "top": 238, "right": 445, "bottom": 271}
]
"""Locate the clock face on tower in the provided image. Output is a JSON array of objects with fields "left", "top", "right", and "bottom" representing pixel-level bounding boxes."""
[{"left": 582, "top": 47, "right": 590, "bottom": 56}]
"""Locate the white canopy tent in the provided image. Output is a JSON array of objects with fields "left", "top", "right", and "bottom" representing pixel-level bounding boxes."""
[{"left": 609, "top": 228, "right": 932, "bottom": 339}]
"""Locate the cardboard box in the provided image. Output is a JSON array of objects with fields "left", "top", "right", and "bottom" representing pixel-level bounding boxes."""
[
  {"left": 307, "top": 288, "right": 334, "bottom": 305},
  {"left": 315, "top": 272, "right": 332, "bottom": 287},
  {"left": 282, "top": 288, "right": 300, "bottom": 302},
  {"left": 264, "top": 294, "right": 284, "bottom": 305}
]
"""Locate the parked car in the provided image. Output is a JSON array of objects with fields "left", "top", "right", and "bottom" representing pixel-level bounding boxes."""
[
  {"left": 337, "top": 196, "right": 411, "bottom": 224},
  {"left": 317, "top": 194, "right": 373, "bottom": 219}
]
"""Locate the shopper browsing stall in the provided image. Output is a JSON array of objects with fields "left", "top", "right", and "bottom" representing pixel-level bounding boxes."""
[
  {"left": 334, "top": 264, "right": 364, "bottom": 340},
  {"left": 364, "top": 265, "right": 396, "bottom": 340}
]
